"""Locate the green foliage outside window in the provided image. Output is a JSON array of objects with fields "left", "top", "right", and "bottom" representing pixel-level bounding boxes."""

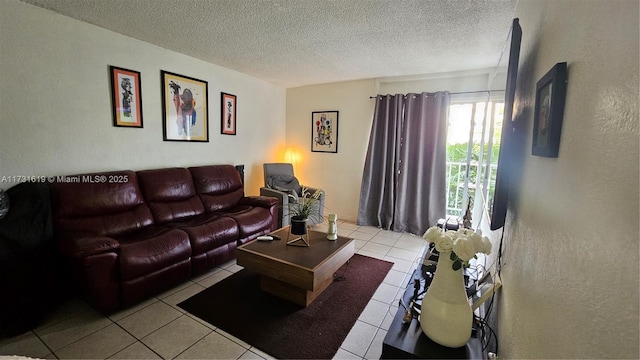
[{"left": 445, "top": 142, "right": 500, "bottom": 217}]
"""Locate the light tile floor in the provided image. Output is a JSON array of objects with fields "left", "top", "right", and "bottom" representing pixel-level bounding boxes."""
[{"left": 0, "top": 221, "right": 427, "bottom": 360}]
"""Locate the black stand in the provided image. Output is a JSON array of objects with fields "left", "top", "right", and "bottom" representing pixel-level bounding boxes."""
[
  {"left": 381, "top": 249, "right": 485, "bottom": 359},
  {"left": 286, "top": 228, "right": 310, "bottom": 247}
]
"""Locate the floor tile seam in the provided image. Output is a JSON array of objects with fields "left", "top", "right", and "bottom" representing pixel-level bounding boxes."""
[
  {"left": 381, "top": 274, "right": 407, "bottom": 287},
  {"left": 189, "top": 267, "right": 225, "bottom": 284},
  {"left": 246, "top": 346, "right": 275, "bottom": 360},
  {"left": 238, "top": 348, "right": 257, "bottom": 360},
  {"left": 32, "top": 330, "right": 56, "bottom": 359},
  {"left": 389, "top": 243, "right": 426, "bottom": 253},
  {"left": 358, "top": 299, "right": 391, "bottom": 328},
  {"left": 52, "top": 322, "right": 133, "bottom": 360},
  {"left": 362, "top": 327, "right": 388, "bottom": 360},
  {"left": 139, "top": 313, "right": 213, "bottom": 342},
  {"left": 181, "top": 312, "right": 218, "bottom": 332},
  {"left": 368, "top": 299, "right": 400, "bottom": 334},
  {"left": 155, "top": 277, "right": 207, "bottom": 300},
  {"left": 360, "top": 240, "right": 392, "bottom": 251},
  {"left": 342, "top": 319, "right": 379, "bottom": 358},
  {"left": 383, "top": 253, "right": 423, "bottom": 270},
  {"left": 192, "top": 271, "right": 234, "bottom": 288},
  {"left": 112, "top": 296, "right": 164, "bottom": 323},
  {"left": 369, "top": 238, "right": 399, "bottom": 247},
  {"left": 212, "top": 328, "right": 252, "bottom": 351},
  {"left": 357, "top": 317, "right": 385, "bottom": 329},
  {"left": 162, "top": 281, "right": 210, "bottom": 308},
  {"left": 94, "top": 324, "right": 140, "bottom": 360},
  {"left": 381, "top": 296, "right": 401, "bottom": 318},
  {"left": 384, "top": 252, "right": 422, "bottom": 263},
  {"left": 171, "top": 328, "right": 217, "bottom": 360},
  {"left": 111, "top": 319, "right": 164, "bottom": 359},
  {"left": 43, "top": 313, "right": 116, "bottom": 353},
  {"left": 336, "top": 346, "right": 366, "bottom": 360}
]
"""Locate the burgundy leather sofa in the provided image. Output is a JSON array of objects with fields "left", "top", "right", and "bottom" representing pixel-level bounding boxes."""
[{"left": 48, "top": 164, "right": 277, "bottom": 313}]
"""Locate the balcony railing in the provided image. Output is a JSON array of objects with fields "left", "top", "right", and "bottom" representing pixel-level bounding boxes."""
[{"left": 446, "top": 160, "right": 497, "bottom": 218}]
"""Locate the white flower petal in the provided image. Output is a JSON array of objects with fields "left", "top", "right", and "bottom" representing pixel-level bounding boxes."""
[{"left": 422, "top": 226, "right": 441, "bottom": 241}]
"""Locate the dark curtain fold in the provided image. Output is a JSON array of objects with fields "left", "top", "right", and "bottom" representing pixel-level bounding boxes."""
[
  {"left": 357, "top": 92, "right": 449, "bottom": 235},
  {"left": 357, "top": 95, "right": 403, "bottom": 228}
]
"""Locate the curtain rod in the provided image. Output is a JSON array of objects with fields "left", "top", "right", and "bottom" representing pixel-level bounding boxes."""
[{"left": 368, "top": 89, "right": 505, "bottom": 99}]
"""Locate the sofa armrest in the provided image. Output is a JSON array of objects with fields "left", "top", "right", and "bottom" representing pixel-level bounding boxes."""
[
  {"left": 57, "top": 232, "right": 120, "bottom": 258},
  {"left": 242, "top": 195, "right": 279, "bottom": 231},
  {"left": 259, "top": 188, "right": 290, "bottom": 204},
  {"left": 240, "top": 195, "right": 278, "bottom": 208}
]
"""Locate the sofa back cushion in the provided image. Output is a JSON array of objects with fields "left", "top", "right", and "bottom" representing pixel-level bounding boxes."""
[
  {"left": 189, "top": 165, "right": 244, "bottom": 212},
  {"left": 49, "top": 170, "right": 154, "bottom": 236},
  {"left": 137, "top": 167, "right": 205, "bottom": 223}
]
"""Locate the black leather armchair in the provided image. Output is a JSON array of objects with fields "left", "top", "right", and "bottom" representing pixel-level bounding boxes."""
[{"left": 259, "top": 163, "right": 325, "bottom": 228}]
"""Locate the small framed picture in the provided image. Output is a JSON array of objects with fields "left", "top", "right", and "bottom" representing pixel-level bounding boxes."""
[
  {"left": 110, "top": 66, "right": 143, "bottom": 128},
  {"left": 221, "top": 92, "right": 237, "bottom": 135},
  {"left": 311, "top": 111, "right": 339, "bottom": 153},
  {"left": 532, "top": 62, "right": 568, "bottom": 157},
  {"left": 161, "top": 70, "right": 209, "bottom": 142}
]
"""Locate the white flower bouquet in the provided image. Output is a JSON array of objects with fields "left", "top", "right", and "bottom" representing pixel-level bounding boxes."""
[{"left": 422, "top": 226, "right": 492, "bottom": 271}]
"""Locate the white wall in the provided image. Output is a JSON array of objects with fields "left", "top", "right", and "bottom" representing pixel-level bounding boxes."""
[
  {"left": 285, "top": 79, "right": 377, "bottom": 222},
  {"left": 496, "top": 0, "right": 639, "bottom": 358},
  {"left": 0, "top": 0, "right": 286, "bottom": 196}
]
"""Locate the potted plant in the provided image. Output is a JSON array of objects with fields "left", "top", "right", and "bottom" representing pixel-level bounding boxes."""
[{"left": 289, "top": 186, "right": 323, "bottom": 235}]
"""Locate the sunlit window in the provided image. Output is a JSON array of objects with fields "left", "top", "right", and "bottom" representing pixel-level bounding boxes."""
[{"left": 446, "top": 101, "right": 504, "bottom": 221}]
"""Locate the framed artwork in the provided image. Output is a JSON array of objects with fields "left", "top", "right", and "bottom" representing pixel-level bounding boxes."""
[
  {"left": 161, "top": 70, "right": 209, "bottom": 142},
  {"left": 532, "top": 62, "right": 568, "bottom": 157},
  {"left": 311, "top": 111, "right": 339, "bottom": 153},
  {"left": 221, "top": 92, "right": 237, "bottom": 135},
  {"left": 110, "top": 66, "right": 143, "bottom": 128}
]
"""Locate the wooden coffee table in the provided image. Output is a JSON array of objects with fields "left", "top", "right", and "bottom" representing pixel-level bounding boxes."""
[{"left": 236, "top": 227, "right": 355, "bottom": 306}]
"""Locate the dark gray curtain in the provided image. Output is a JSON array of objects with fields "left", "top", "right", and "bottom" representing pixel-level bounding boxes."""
[{"left": 357, "top": 92, "right": 449, "bottom": 235}]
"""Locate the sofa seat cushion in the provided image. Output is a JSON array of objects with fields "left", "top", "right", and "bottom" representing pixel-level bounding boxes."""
[
  {"left": 116, "top": 227, "right": 191, "bottom": 281},
  {"left": 166, "top": 213, "right": 239, "bottom": 254},
  {"left": 219, "top": 205, "right": 274, "bottom": 238}
]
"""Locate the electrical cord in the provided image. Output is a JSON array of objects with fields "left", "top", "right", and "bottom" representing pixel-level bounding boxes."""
[
  {"left": 475, "top": 313, "right": 498, "bottom": 354},
  {"left": 475, "top": 282, "right": 499, "bottom": 354},
  {"left": 333, "top": 259, "right": 349, "bottom": 281}
]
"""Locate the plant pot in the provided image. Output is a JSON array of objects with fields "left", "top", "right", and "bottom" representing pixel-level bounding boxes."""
[
  {"left": 419, "top": 250, "right": 473, "bottom": 348},
  {"left": 290, "top": 217, "right": 308, "bottom": 235}
]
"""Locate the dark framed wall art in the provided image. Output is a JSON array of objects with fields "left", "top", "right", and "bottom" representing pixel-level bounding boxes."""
[
  {"left": 532, "top": 62, "right": 568, "bottom": 157},
  {"left": 161, "top": 70, "right": 209, "bottom": 142},
  {"left": 311, "top": 111, "right": 338, "bottom": 153},
  {"left": 110, "top": 66, "right": 143, "bottom": 128},
  {"left": 221, "top": 92, "right": 237, "bottom": 135}
]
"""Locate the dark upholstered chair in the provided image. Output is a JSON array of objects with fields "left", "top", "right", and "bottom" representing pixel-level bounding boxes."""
[{"left": 259, "top": 163, "right": 325, "bottom": 228}]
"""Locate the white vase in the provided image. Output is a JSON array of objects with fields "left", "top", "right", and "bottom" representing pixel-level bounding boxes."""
[{"left": 419, "top": 250, "right": 473, "bottom": 348}]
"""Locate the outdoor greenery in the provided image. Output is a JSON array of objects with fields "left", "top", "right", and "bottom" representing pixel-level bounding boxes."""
[
  {"left": 445, "top": 101, "right": 504, "bottom": 218},
  {"left": 446, "top": 142, "right": 500, "bottom": 217}
]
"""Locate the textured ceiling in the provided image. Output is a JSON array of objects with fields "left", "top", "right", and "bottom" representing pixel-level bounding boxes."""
[{"left": 20, "top": 0, "right": 518, "bottom": 88}]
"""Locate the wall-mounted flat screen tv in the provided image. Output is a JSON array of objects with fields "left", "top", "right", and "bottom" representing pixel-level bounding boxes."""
[{"left": 490, "top": 18, "right": 521, "bottom": 231}]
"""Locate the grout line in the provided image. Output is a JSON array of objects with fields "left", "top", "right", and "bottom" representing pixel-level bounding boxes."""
[{"left": 33, "top": 330, "right": 58, "bottom": 360}]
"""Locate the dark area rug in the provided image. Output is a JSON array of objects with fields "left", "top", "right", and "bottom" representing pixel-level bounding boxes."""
[{"left": 178, "top": 254, "right": 393, "bottom": 359}]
